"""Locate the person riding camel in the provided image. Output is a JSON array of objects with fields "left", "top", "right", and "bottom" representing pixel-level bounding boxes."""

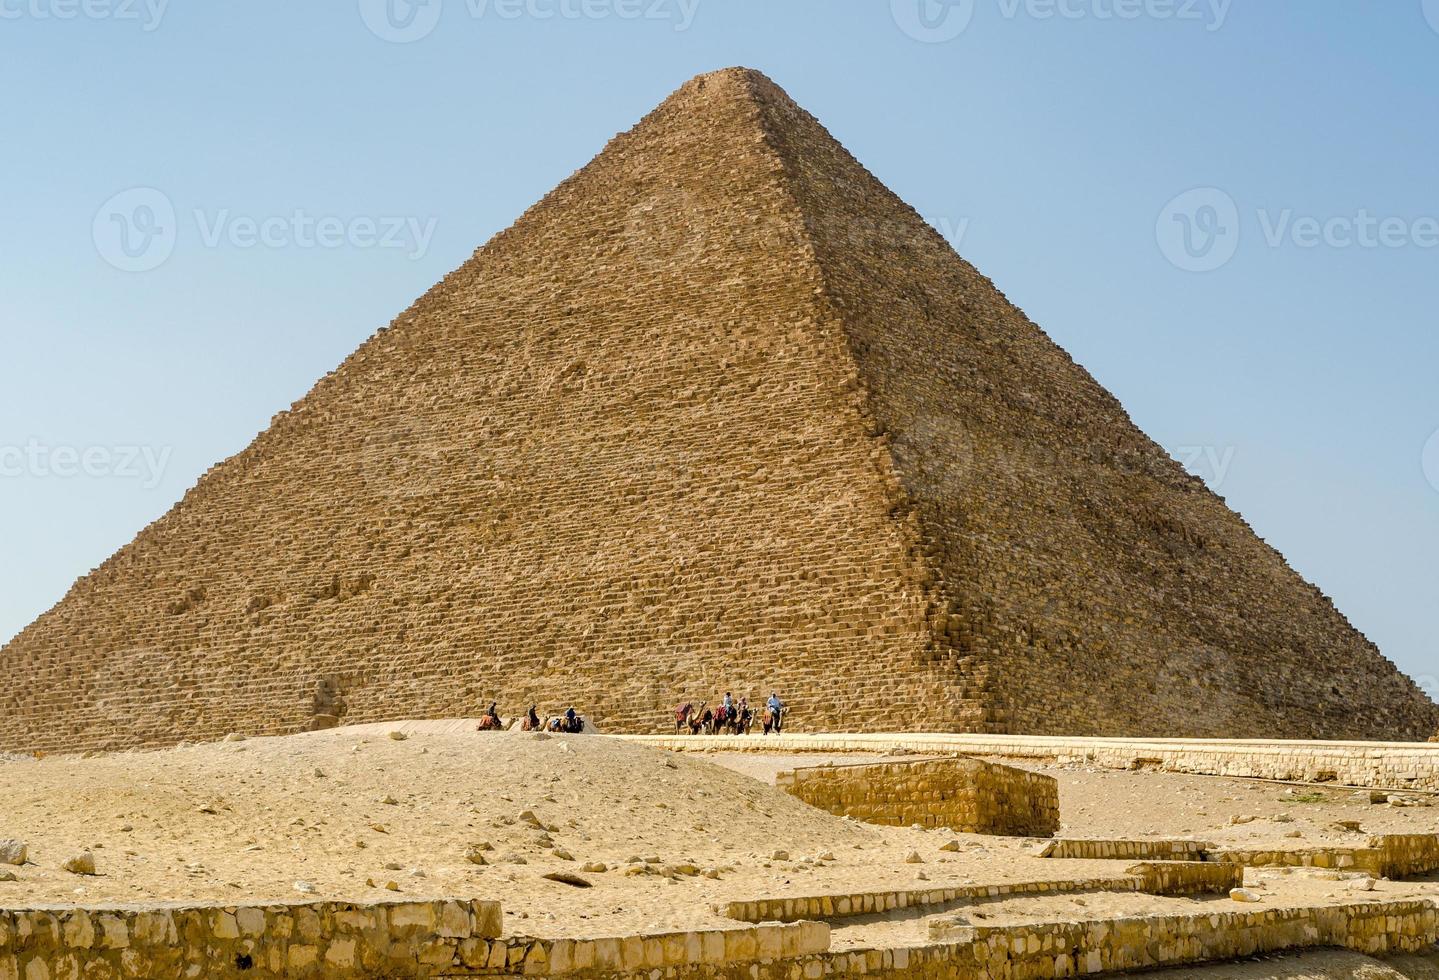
[
  {"left": 564, "top": 706, "right": 579, "bottom": 733},
  {"left": 767, "top": 692, "right": 785, "bottom": 733},
  {"left": 527, "top": 704, "right": 541, "bottom": 730}
]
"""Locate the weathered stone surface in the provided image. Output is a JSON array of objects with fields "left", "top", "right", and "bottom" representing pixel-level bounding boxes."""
[
  {"left": 776, "top": 757, "right": 1060, "bottom": 837},
  {"left": 0, "top": 67, "right": 1434, "bottom": 755}
]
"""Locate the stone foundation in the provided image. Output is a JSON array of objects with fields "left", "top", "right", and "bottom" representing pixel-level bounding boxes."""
[
  {"left": 0, "top": 898, "right": 499, "bottom": 980},
  {"left": 623, "top": 733, "right": 1439, "bottom": 792},
  {"left": 929, "top": 898, "right": 1439, "bottom": 977},
  {"left": 716, "top": 863, "right": 1241, "bottom": 924},
  {"left": 774, "top": 757, "right": 1059, "bottom": 837}
]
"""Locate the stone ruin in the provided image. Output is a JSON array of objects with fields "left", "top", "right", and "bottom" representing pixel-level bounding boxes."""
[{"left": 1, "top": 67, "right": 1436, "bottom": 754}]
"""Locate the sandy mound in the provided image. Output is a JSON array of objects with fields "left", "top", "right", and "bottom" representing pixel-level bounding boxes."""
[{"left": 0, "top": 728, "right": 894, "bottom": 924}]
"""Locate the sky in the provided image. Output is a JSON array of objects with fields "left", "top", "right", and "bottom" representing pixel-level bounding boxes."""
[{"left": 1, "top": 0, "right": 1437, "bottom": 700}]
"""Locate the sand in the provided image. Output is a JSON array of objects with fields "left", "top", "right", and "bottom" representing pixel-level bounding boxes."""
[
  {"left": 1, "top": 730, "right": 1435, "bottom": 953},
  {"left": 702, "top": 752, "right": 1439, "bottom": 848},
  {"left": 0, "top": 729, "right": 1114, "bottom": 937}
]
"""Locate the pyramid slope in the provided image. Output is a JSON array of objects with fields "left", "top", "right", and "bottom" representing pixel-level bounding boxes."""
[
  {"left": 0, "top": 69, "right": 966, "bottom": 754},
  {"left": 743, "top": 73, "right": 1438, "bottom": 740},
  {"left": 3, "top": 69, "right": 1434, "bottom": 753}
]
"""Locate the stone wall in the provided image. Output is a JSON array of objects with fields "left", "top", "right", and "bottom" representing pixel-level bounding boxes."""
[
  {"left": 930, "top": 899, "right": 1439, "bottom": 977},
  {"left": 623, "top": 732, "right": 1439, "bottom": 792},
  {"left": 1034, "top": 839, "right": 1210, "bottom": 862},
  {"left": 774, "top": 758, "right": 1059, "bottom": 836},
  {"left": 1207, "top": 834, "right": 1439, "bottom": 879},
  {"left": 715, "top": 862, "right": 1239, "bottom": 924},
  {"left": 0, "top": 898, "right": 500, "bottom": 980},
  {"left": 2, "top": 67, "right": 1435, "bottom": 755}
]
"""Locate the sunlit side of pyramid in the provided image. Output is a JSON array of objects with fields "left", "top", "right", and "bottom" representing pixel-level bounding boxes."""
[{"left": 3, "top": 69, "right": 1435, "bottom": 753}]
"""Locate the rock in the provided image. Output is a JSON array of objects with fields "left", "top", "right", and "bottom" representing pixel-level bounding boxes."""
[
  {"left": 223, "top": 733, "right": 246, "bottom": 742},
  {"left": 293, "top": 880, "right": 317, "bottom": 894},
  {"left": 1351, "top": 790, "right": 1388, "bottom": 805},
  {"left": 581, "top": 862, "right": 608, "bottom": 873},
  {"left": 0, "top": 840, "right": 27, "bottom": 866},
  {"left": 543, "top": 871, "right": 592, "bottom": 888},
  {"left": 1387, "top": 796, "right": 1413, "bottom": 808},
  {"left": 384, "top": 880, "right": 400, "bottom": 891},
  {"left": 1229, "top": 815, "right": 1257, "bottom": 825},
  {"left": 383, "top": 862, "right": 403, "bottom": 871},
  {"left": 1333, "top": 821, "right": 1363, "bottom": 833},
  {"left": 817, "top": 850, "right": 836, "bottom": 862},
  {"left": 465, "top": 846, "right": 489, "bottom": 866},
  {"left": 388, "top": 731, "right": 408, "bottom": 741},
  {"left": 196, "top": 803, "right": 219, "bottom": 815},
  {"left": 552, "top": 848, "right": 575, "bottom": 861},
  {"left": 1284, "top": 831, "right": 1304, "bottom": 839},
  {"left": 1272, "top": 813, "right": 1294, "bottom": 823},
  {"left": 63, "top": 852, "right": 97, "bottom": 876},
  {"left": 1229, "top": 888, "right": 1262, "bottom": 903},
  {"left": 769, "top": 850, "right": 790, "bottom": 862},
  {"left": 939, "top": 840, "right": 962, "bottom": 853},
  {"left": 519, "top": 810, "right": 545, "bottom": 828},
  {"left": 905, "top": 851, "right": 924, "bottom": 864},
  {"left": 0, "top": 871, "right": 16, "bottom": 883},
  {"left": 379, "top": 795, "right": 398, "bottom": 806}
]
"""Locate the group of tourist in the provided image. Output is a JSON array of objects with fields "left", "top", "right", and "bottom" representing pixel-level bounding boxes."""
[
  {"left": 675, "top": 691, "right": 785, "bottom": 736},
  {"left": 476, "top": 702, "right": 587, "bottom": 734}
]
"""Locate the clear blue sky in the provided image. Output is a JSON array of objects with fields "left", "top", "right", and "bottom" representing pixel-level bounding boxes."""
[{"left": 2, "top": 0, "right": 1437, "bottom": 698}]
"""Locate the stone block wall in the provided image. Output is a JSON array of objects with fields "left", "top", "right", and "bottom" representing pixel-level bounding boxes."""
[
  {"left": 625, "top": 732, "right": 1439, "bottom": 792},
  {"left": 0, "top": 898, "right": 499, "bottom": 980},
  {"left": 930, "top": 899, "right": 1439, "bottom": 976},
  {"left": 774, "top": 757, "right": 1059, "bottom": 837}
]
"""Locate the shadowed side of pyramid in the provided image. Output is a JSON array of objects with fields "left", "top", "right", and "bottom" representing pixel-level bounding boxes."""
[
  {"left": 0, "top": 68, "right": 975, "bottom": 754},
  {"left": 743, "top": 72, "right": 1438, "bottom": 740}
]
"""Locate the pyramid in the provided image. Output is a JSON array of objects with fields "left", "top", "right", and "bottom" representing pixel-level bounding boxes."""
[{"left": 4, "top": 69, "right": 1435, "bottom": 753}]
